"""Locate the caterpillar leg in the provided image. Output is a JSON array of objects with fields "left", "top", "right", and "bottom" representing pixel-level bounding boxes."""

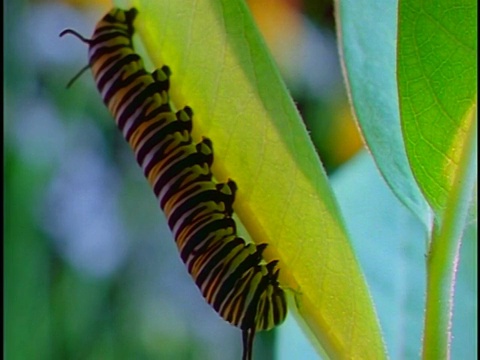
[
  {"left": 195, "top": 138, "right": 213, "bottom": 166},
  {"left": 215, "top": 180, "right": 237, "bottom": 216},
  {"left": 176, "top": 106, "right": 194, "bottom": 122},
  {"left": 153, "top": 65, "right": 171, "bottom": 79},
  {"left": 152, "top": 65, "right": 171, "bottom": 91},
  {"left": 242, "top": 328, "right": 255, "bottom": 360}
]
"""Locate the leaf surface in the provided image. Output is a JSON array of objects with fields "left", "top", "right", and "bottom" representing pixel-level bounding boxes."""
[
  {"left": 336, "top": 0, "right": 432, "bottom": 228},
  {"left": 117, "top": 0, "right": 387, "bottom": 358},
  {"left": 397, "top": 0, "right": 477, "bottom": 218}
]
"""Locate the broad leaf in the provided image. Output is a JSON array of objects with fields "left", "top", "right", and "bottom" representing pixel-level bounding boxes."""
[
  {"left": 116, "top": 0, "right": 387, "bottom": 358},
  {"left": 336, "top": 0, "right": 432, "bottom": 229},
  {"left": 398, "top": 0, "right": 477, "bottom": 219}
]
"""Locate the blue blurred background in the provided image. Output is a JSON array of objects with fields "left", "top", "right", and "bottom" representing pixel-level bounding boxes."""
[{"left": 4, "top": 0, "right": 476, "bottom": 359}]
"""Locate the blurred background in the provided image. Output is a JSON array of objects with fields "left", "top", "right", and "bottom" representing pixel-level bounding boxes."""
[{"left": 4, "top": 0, "right": 476, "bottom": 359}]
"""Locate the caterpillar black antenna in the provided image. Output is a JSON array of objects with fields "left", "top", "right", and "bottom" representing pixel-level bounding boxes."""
[{"left": 59, "top": 29, "right": 91, "bottom": 88}]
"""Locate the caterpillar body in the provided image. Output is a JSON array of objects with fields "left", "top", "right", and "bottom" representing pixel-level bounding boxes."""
[{"left": 60, "top": 7, "right": 287, "bottom": 360}]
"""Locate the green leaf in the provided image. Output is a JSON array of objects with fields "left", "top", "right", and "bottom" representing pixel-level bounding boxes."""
[
  {"left": 397, "top": 1, "right": 477, "bottom": 358},
  {"left": 117, "top": 0, "right": 387, "bottom": 358},
  {"left": 397, "top": 0, "right": 477, "bottom": 218},
  {"left": 336, "top": 0, "right": 432, "bottom": 228}
]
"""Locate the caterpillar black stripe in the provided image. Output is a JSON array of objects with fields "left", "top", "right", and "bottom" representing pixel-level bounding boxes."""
[{"left": 60, "top": 8, "right": 287, "bottom": 360}]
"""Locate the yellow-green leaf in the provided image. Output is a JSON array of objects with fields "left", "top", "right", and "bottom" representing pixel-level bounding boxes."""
[{"left": 115, "top": 0, "right": 387, "bottom": 358}]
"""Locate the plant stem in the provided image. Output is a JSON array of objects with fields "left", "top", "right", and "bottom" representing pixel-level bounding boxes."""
[{"left": 422, "top": 109, "right": 477, "bottom": 359}]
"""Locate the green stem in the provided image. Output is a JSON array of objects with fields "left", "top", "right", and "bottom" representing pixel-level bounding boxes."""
[{"left": 422, "top": 109, "right": 477, "bottom": 359}]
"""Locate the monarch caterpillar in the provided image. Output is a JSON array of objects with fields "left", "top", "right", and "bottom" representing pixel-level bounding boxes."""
[{"left": 60, "top": 7, "right": 287, "bottom": 360}]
